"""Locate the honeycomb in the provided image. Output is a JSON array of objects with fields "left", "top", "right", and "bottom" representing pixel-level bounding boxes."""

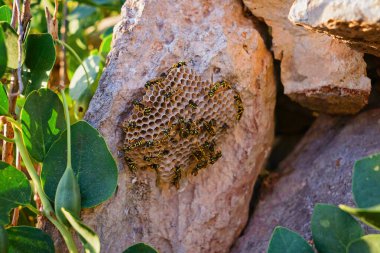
[{"left": 122, "top": 62, "right": 244, "bottom": 188}]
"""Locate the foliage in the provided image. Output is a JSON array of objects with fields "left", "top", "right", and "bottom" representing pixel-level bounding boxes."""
[
  {"left": 0, "top": 0, "right": 158, "bottom": 252},
  {"left": 267, "top": 153, "right": 380, "bottom": 253}
]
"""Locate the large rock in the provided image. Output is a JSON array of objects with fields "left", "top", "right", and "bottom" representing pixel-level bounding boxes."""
[
  {"left": 231, "top": 109, "right": 380, "bottom": 253},
  {"left": 77, "top": 0, "right": 275, "bottom": 252},
  {"left": 243, "top": 0, "right": 371, "bottom": 114},
  {"left": 289, "top": 0, "right": 380, "bottom": 57}
]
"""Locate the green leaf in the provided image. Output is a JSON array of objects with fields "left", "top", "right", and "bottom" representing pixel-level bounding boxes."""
[
  {"left": 340, "top": 204, "right": 380, "bottom": 231},
  {"left": 99, "top": 34, "right": 112, "bottom": 58},
  {"left": 0, "top": 21, "right": 21, "bottom": 69},
  {"left": 0, "top": 26, "right": 6, "bottom": 78},
  {"left": 311, "top": 204, "right": 363, "bottom": 253},
  {"left": 61, "top": 208, "right": 100, "bottom": 253},
  {"left": 347, "top": 235, "right": 380, "bottom": 253},
  {"left": 69, "top": 55, "right": 100, "bottom": 101},
  {"left": 0, "top": 5, "right": 11, "bottom": 23},
  {"left": 42, "top": 120, "right": 118, "bottom": 208},
  {"left": 23, "top": 33, "right": 56, "bottom": 95},
  {"left": 0, "top": 83, "right": 8, "bottom": 115},
  {"left": 266, "top": 227, "right": 313, "bottom": 253},
  {"left": 21, "top": 88, "right": 66, "bottom": 162},
  {"left": 123, "top": 243, "right": 158, "bottom": 253},
  {"left": 0, "top": 226, "right": 8, "bottom": 253},
  {"left": 0, "top": 162, "right": 31, "bottom": 226},
  {"left": 6, "top": 226, "right": 54, "bottom": 253},
  {"left": 353, "top": 154, "right": 380, "bottom": 208}
]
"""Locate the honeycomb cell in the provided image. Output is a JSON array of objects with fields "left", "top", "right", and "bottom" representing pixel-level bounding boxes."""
[{"left": 122, "top": 62, "right": 244, "bottom": 188}]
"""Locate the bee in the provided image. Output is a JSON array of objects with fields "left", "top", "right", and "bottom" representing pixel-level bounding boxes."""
[
  {"left": 171, "top": 166, "right": 182, "bottom": 189},
  {"left": 125, "top": 157, "right": 137, "bottom": 171},
  {"left": 145, "top": 77, "right": 164, "bottom": 89},
  {"left": 164, "top": 90, "right": 173, "bottom": 100},
  {"left": 188, "top": 100, "right": 198, "bottom": 109},
  {"left": 210, "top": 151, "right": 222, "bottom": 164}
]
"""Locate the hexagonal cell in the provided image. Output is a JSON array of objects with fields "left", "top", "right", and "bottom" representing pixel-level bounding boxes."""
[{"left": 122, "top": 62, "right": 243, "bottom": 188}]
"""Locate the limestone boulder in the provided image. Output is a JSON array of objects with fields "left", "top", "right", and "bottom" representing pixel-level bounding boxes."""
[
  {"left": 76, "top": 0, "right": 276, "bottom": 252},
  {"left": 289, "top": 0, "right": 380, "bottom": 57},
  {"left": 243, "top": 0, "right": 371, "bottom": 114},
  {"left": 231, "top": 109, "right": 380, "bottom": 253}
]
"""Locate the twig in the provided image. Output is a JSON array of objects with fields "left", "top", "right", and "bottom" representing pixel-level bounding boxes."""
[
  {"left": 9, "top": 0, "right": 24, "bottom": 97},
  {"left": 10, "top": 0, "right": 17, "bottom": 29},
  {"left": 11, "top": 150, "right": 22, "bottom": 226},
  {"left": 59, "top": 0, "right": 67, "bottom": 90}
]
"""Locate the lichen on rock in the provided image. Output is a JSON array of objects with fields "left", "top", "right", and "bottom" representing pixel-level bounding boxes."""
[{"left": 122, "top": 62, "right": 243, "bottom": 187}]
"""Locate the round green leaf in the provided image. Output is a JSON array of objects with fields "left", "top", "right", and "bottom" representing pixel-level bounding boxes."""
[
  {"left": 0, "top": 5, "right": 11, "bottom": 23},
  {"left": 0, "top": 21, "right": 22, "bottom": 69},
  {"left": 69, "top": 55, "right": 100, "bottom": 101},
  {"left": 0, "top": 83, "right": 9, "bottom": 115},
  {"left": 42, "top": 120, "right": 118, "bottom": 208},
  {"left": 267, "top": 227, "right": 314, "bottom": 253},
  {"left": 311, "top": 204, "right": 364, "bottom": 253},
  {"left": 7, "top": 226, "right": 54, "bottom": 253},
  {"left": 99, "top": 34, "right": 112, "bottom": 58},
  {"left": 353, "top": 154, "right": 380, "bottom": 208},
  {"left": 0, "top": 22, "right": 6, "bottom": 78},
  {"left": 0, "top": 162, "right": 31, "bottom": 226},
  {"left": 340, "top": 204, "right": 380, "bottom": 231},
  {"left": 123, "top": 243, "right": 158, "bottom": 253},
  {"left": 348, "top": 235, "right": 380, "bottom": 253},
  {"left": 23, "top": 34, "right": 56, "bottom": 95},
  {"left": 21, "top": 89, "right": 66, "bottom": 162}
]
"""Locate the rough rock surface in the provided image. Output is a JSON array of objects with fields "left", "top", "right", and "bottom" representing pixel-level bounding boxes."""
[
  {"left": 64, "top": 0, "right": 276, "bottom": 252},
  {"left": 231, "top": 109, "right": 380, "bottom": 253},
  {"left": 243, "top": 0, "right": 371, "bottom": 114},
  {"left": 289, "top": 0, "right": 380, "bottom": 57}
]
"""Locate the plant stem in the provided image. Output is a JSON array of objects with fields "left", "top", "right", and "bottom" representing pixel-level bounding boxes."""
[
  {"left": 60, "top": 89, "right": 72, "bottom": 168},
  {"left": 14, "top": 128, "right": 78, "bottom": 253},
  {"left": 0, "top": 133, "right": 15, "bottom": 143},
  {"left": 55, "top": 39, "right": 91, "bottom": 88}
]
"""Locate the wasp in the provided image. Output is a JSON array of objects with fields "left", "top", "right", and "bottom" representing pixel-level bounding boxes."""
[
  {"left": 191, "top": 160, "right": 208, "bottom": 176},
  {"left": 202, "top": 141, "right": 215, "bottom": 154},
  {"left": 234, "top": 94, "right": 244, "bottom": 120},
  {"left": 124, "top": 120, "right": 137, "bottom": 132},
  {"left": 171, "top": 166, "right": 182, "bottom": 189},
  {"left": 143, "top": 107, "right": 152, "bottom": 116},
  {"left": 210, "top": 151, "right": 222, "bottom": 164},
  {"left": 125, "top": 138, "right": 145, "bottom": 151},
  {"left": 145, "top": 140, "right": 155, "bottom": 148},
  {"left": 145, "top": 77, "right": 164, "bottom": 89},
  {"left": 172, "top": 61, "right": 187, "bottom": 69},
  {"left": 221, "top": 123, "right": 229, "bottom": 131},
  {"left": 201, "top": 120, "right": 216, "bottom": 136},
  {"left": 188, "top": 100, "right": 198, "bottom": 109},
  {"left": 125, "top": 157, "right": 137, "bottom": 171}
]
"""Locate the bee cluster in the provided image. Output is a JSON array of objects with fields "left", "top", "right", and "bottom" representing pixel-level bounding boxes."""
[{"left": 122, "top": 62, "right": 244, "bottom": 188}]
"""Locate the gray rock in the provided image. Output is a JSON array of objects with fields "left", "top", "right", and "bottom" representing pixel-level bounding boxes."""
[
  {"left": 231, "top": 109, "right": 380, "bottom": 253},
  {"left": 243, "top": 0, "right": 371, "bottom": 114},
  {"left": 70, "top": 0, "right": 276, "bottom": 252},
  {"left": 289, "top": 0, "right": 380, "bottom": 57}
]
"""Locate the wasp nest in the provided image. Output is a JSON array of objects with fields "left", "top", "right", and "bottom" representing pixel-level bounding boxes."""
[{"left": 122, "top": 62, "right": 243, "bottom": 188}]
